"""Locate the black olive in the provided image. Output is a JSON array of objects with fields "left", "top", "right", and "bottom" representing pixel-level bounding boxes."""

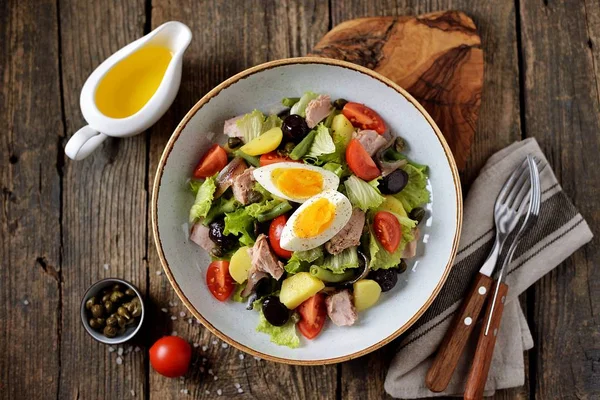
[
  {"left": 255, "top": 278, "right": 279, "bottom": 299},
  {"left": 394, "top": 137, "right": 407, "bottom": 153},
  {"left": 379, "top": 169, "right": 409, "bottom": 194},
  {"left": 398, "top": 259, "right": 408, "bottom": 274},
  {"left": 333, "top": 98, "right": 348, "bottom": 110},
  {"left": 368, "top": 268, "right": 398, "bottom": 292},
  {"left": 228, "top": 137, "right": 243, "bottom": 149},
  {"left": 281, "top": 114, "right": 310, "bottom": 142},
  {"left": 409, "top": 207, "right": 426, "bottom": 224},
  {"left": 262, "top": 296, "right": 290, "bottom": 326},
  {"left": 208, "top": 218, "right": 237, "bottom": 249}
]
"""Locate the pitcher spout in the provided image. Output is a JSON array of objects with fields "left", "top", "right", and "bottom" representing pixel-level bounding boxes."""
[{"left": 146, "top": 21, "right": 192, "bottom": 56}]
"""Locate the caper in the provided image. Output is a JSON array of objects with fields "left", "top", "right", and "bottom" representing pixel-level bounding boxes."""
[
  {"left": 333, "top": 98, "right": 348, "bottom": 110},
  {"left": 103, "top": 325, "right": 118, "bottom": 338},
  {"left": 110, "top": 291, "right": 125, "bottom": 303},
  {"left": 117, "top": 306, "right": 131, "bottom": 320},
  {"left": 124, "top": 288, "right": 136, "bottom": 297},
  {"left": 398, "top": 259, "right": 408, "bottom": 274},
  {"left": 96, "top": 317, "right": 106, "bottom": 327},
  {"left": 89, "top": 318, "right": 102, "bottom": 330},
  {"left": 85, "top": 297, "right": 96, "bottom": 310},
  {"left": 394, "top": 137, "right": 407, "bottom": 153},
  {"left": 101, "top": 293, "right": 111, "bottom": 303},
  {"left": 409, "top": 207, "right": 426, "bottom": 224},
  {"left": 283, "top": 142, "right": 296, "bottom": 154},
  {"left": 103, "top": 300, "right": 115, "bottom": 314},
  {"left": 129, "top": 300, "right": 142, "bottom": 318},
  {"left": 115, "top": 314, "right": 127, "bottom": 328},
  {"left": 91, "top": 304, "right": 104, "bottom": 318},
  {"left": 228, "top": 137, "right": 243, "bottom": 149},
  {"left": 123, "top": 302, "right": 135, "bottom": 314},
  {"left": 125, "top": 316, "right": 137, "bottom": 325},
  {"left": 106, "top": 315, "right": 118, "bottom": 327},
  {"left": 210, "top": 247, "right": 224, "bottom": 258}
]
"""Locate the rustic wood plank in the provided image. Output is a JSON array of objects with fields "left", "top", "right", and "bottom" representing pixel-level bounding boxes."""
[
  {"left": 147, "top": 1, "right": 331, "bottom": 399},
  {"left": 57, "top": 1, "right": 149, "bottom": 399},
  {"left": 519, "top": 0, "right": 600, "bottom": 398},
  {"left": 0, "top": 1, "right": 63, "bottom": 399},
  {"left": 331, "top": 1, "right": 523, "bottom": 399}
]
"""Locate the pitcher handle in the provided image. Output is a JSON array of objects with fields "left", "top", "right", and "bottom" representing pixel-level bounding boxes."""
[{"left": 65, "top": 126, "right": 108, "bottom": 160}]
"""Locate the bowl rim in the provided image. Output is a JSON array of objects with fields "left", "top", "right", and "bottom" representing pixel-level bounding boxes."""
[{"left": 151, "top": 56, "right": 463, "bottom": 365}]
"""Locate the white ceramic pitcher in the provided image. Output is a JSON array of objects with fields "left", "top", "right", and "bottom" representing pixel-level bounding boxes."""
[{"left": 65, "top": 21, "right": 192, "bottom": 160}]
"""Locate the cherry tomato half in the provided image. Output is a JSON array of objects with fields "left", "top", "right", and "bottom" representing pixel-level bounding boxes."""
[
  {"left": 297, "top": 293, "right": 326, "bottom": 340},
  {"left": 149, "top": 336, "right": 192, "bottom": 378},
  {"left": 206, "top": 260, "right": 235, "bottom": 301},
  {"left": 373, "top": 211, "right": 402, "bottom": 253},
  {"left": 342, "top": 102, "right": 386, "bottom": 134},
  {"left": 193, "top": 144, "right": 228, "bottom": 179},
  {"left": 269, "top": 214, "right": 293, "bottom": 259},
  {"left": 259, "top": 151, "right": 297, "bottom": 166},
  {"left": 346, "top": 139, "right": 381, "bottom": 181}
]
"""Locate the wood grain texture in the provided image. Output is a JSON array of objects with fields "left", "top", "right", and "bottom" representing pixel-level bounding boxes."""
[
  {"left": 57, "top": 1, "right": 149, "bottom": 399},
  {"left": 330, "top": 2, "right": 523, "bottom": 399},
  {"left": 311, "top": 11, "right": 483, "bottom": 172},
  {"left": 426, "top": 273, "right": 493, "bottom": 392},
  {"left": 519, "top": 0, "right": 600, "bottom": 398},
  {"left": 0, "top": 1, "right": 63, "bottom": 399},
  {"left": 147, "top": 1, "right": 332, "bottom": 399}
]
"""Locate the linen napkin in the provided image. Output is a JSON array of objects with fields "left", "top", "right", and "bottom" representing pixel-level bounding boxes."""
[{"left": 385, "top": 138, "right": 594, "bottom": 398}]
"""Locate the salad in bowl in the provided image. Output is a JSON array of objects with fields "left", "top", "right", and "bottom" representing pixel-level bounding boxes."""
[{"left": 187, "top": 92, "right": 429, "bottom": 348}]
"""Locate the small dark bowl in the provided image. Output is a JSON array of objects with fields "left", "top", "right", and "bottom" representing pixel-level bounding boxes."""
[{"left": 80, "top": 278, "right": 145, "bottom": 344}]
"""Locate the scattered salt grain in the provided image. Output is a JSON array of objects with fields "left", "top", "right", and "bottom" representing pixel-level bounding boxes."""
[
  {"left": 168, "top": 301, "right": 175, "bottom": 307},
  {"left": 171, "top": 315, "right": 177, "bottom": 320},
  {"left": 116, "top": 356, "right": 123, "bottom": 365},
  {"left": 180, "top": 388, "right": 189, "bottom": 394},
  {"left": 161, "top": 308, "right": 168, "bottom": 313},
  {"left": 202, "top": 345, "right": 208, "bottom": 352},
  {"left": 134, "top": 346, "right": 141, "bottom": 352},
  {"left": 195, "top": 319, "right": 201, "bottom": 324},
  {"left": 179, "top": 311, "right": 186, "bottom": 317},
  {"left": 212, "top": 340, "right": 218, "bottom": 345},
  {"left": 213, "top": 376, "right": 218, "bottom": 381},
  {"left": 130, "top": 389, "right": 135, "bottom": 397},
  {"left": 237, "top": 388, "right": 244, "bottom": 394},
  {"left": 126, "top": 346, "right": 133, "bottom": 353},
  {"left": 187, "top": 318, "right": 193, "bottom": 324},
  {"left": 23, "top": 299, "right": 29, "bottom": 305},
  {"left": 193, "top": 343, "right": 199, "bottom": 348},
  {"left": 234, "top": 383, "right": 241, "bottom": 389},
  {"left": 108, "top": 346, "right": 115, "bottom": 353},
  {"left": 221, "top": 343, "right": 228, "bottom": 349},
  {"left": 208, "top": 368, "right": 213, "bottom": 375},
  {"left": 117, "top": 347, "right": 124, "bottom": 356},
  {"left": 171, "top": 331, "right": 177, "bottom": 336},
  {"left": 205, "top": 390, "right": 210, "bottom": 395},
  {"left": 253, "top": 356, "right": 261, "bottom": 361},
  {"left": 238, "top": 354, "right": 244, "bottom": 360},
  {"left": 155, "top": 270, "right": 162, "bottom": 276},
  {"left": 217, "top": 389, "right": 222, "bottom": 396},
  {"left": 103, "top": 263, "right": 109, "bottom": 270}
]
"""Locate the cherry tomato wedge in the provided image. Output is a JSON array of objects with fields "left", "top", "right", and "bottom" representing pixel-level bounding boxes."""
[
  {"left": 206, "top": 260, "right": 235, "bottom": 301},
  {"left": 297, "top": 293, "right": 326, "bottom": 340},
  {"left": 345, "top": 139, "right": 381, "bottom": 181},
  {"left": 259, "top": 151, "right": 297, "bottom": 166},
  {"left": 193, "top": 144, "right": 228, "bottom": 179},
  {"left": 342, "top": 102, "right": 386, "bottom": 134},
  {"left": 149, "top": 336, "right": 192, "bottom": 378},
  {"left": 373, "top": 211, "right": 402, "bottom": 253},
  {"left": 269, "top": 214, "right": 293, "bottom": 259}
]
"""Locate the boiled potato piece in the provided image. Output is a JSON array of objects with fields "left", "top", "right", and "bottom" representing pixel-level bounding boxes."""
[
  {"left": 240, "top": 127, "right": 283, "bottom": 156},
  {"left": 280, "top": 272, "right": 325, "bottom": 309},
  {"left": 353, "top": 279, "right": 382, "bottom": 311},
  {"left": 378, "top": 195, "right": 408, "bottom": 218},
  {"left": 229, "top": 246, "right": 252, "bottom": 284},
  {"left": 331, "top": 114, "right": 354, "bottom": 146}
]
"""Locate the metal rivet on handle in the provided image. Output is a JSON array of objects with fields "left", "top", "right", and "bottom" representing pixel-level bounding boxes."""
[
  {"left": 464, "top": 317, "right": 473, "bottom": 326},
  {"left": 478, "top": 286, "right": 487, "bottom": 295}
]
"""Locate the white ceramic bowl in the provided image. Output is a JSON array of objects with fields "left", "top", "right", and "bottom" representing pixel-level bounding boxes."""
[{"left": 152, "top": 58, "right": 462, "bottom": 365}]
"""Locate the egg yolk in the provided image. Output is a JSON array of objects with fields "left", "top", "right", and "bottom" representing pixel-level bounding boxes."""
[
  {"left": 293, "top": 198, "right": 335, "bottom": 238},
  {"left": 271, "top": 168, "right": 323, "bottom": 199}
]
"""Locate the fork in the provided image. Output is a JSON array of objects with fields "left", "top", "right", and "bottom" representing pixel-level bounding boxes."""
[
  {"left": 426, "top": 155, "right": 543, "bottom": 393},
  {"left": 464, "top": 155, "right": 541, "bottom": 400}
]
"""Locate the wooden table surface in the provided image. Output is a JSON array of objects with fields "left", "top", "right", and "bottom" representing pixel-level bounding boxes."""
[{"left": 1, "top": 1, "right": 599, "bottom": 399}]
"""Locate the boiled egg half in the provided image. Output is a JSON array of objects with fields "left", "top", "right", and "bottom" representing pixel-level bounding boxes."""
[
  {"left": 252, "top": 162, "right": 339, "bottom": 203},
  {"left": 280, "top": 190, "right": 352, "bottom": 251}
]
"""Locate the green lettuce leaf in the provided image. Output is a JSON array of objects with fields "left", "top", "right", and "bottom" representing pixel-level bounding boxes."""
[
  {"left": 285, "top": 247, "right": 324, "bottom": 274},
  {"left": 306, "top": 124, "right": 335, "bottom": 159},
  {"left": 189, "top": 176, "right": 217, "bottom": 223},
  {"left": 255, "top": 303, "right": 300, "bottom": 348},
  {"left": 189, "top": 180, "right": 203, "bottom": 195},
  {"left": 368, "top": 212, "right": 418, "bottom": 270},
  {"left": 203, "top": 196, "right": 239, "bottom": 225},
  {"left": 290, "top": 91, "right": 319, "bottom": 117},
  {"left": 223, "top": 208, "right": 255, "bottom": 246},
  {"left": 322, "top": 246, "right": 360, "bottom": 274},
  {"left": 232, "top": 282, "right": 247, "bottom": 303},
  {"left": 236, "top": 110, "right": 282, "bottom": 142},
  {"left": 344, "top": 175, "right": 385, "bottom": 212},
  {"left": 394, "top": 164, "right": 430, "bottom": 212}
]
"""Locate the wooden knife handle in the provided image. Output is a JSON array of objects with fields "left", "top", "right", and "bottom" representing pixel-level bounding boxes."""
[
  {"left": 425, "top": 273, "right": 493, "bottom": 392},
  {"left": 464, "top": 282, "right": 509, "bottom": 400}
]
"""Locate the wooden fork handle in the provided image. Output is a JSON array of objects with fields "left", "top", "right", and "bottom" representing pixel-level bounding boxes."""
[
  {"left": 425, "top": 273, "right": 493, "bottom": 392},
  {"left": 464, "top": 282, "right": 509, "bottom": 400}
]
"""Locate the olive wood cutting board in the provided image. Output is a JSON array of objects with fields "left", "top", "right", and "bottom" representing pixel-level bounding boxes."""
[{"left": 310, "top": 11, "right": 483, "bottom": 171}]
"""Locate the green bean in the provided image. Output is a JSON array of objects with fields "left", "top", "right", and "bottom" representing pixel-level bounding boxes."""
[
  {"left": 289, "top": 130, "right": 316, "bottom": 160},
  {"left": 281, "top": 97, "right": 300, "bottom": 107},
  {"left": 234, "top": 150, "right": 260, "bottom": 167},
  {"left": 309, "top": 266, "right": 355, "bottom": 283},
  {"left": 256, "top": 201, "right": 293, "bottom": 222},
  {"left": 323, "top": 109, "right": 340, "bottom": 129}
]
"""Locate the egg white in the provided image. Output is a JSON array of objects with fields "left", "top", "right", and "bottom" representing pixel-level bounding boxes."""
[
  {"left": 280, "top": 190, "right": 352, "bottom": 251},
  {"left": 252, "top": 162, "right": 340, "bottom": 203}
]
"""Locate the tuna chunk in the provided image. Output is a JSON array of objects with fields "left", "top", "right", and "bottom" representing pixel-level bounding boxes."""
[
  {"left": 305, "top": 95, "right": 332, "bottom": 128},
  {"left": 325, "top": 209, "right": 365, "bottom": 255},
  {"left": 189, "top": 223, "right": 215, "bottom": 253},
  {"left": 353, "top": 129, "right": 388, "bottom": 156},
  {"left": 232, "top": 167, "right": 260, "bottom": 205},
  {"left": 223, "top": 115, "right": 244, "bottom": 138},
  {"left": 248, "top": 234, "right": 284, "bottom": 280},
  {"left": 403, "top": 227, "right": 420, "bottom": 259},
  {"left": 326, "top": 290, "right": 358, "bottom": 326}
]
